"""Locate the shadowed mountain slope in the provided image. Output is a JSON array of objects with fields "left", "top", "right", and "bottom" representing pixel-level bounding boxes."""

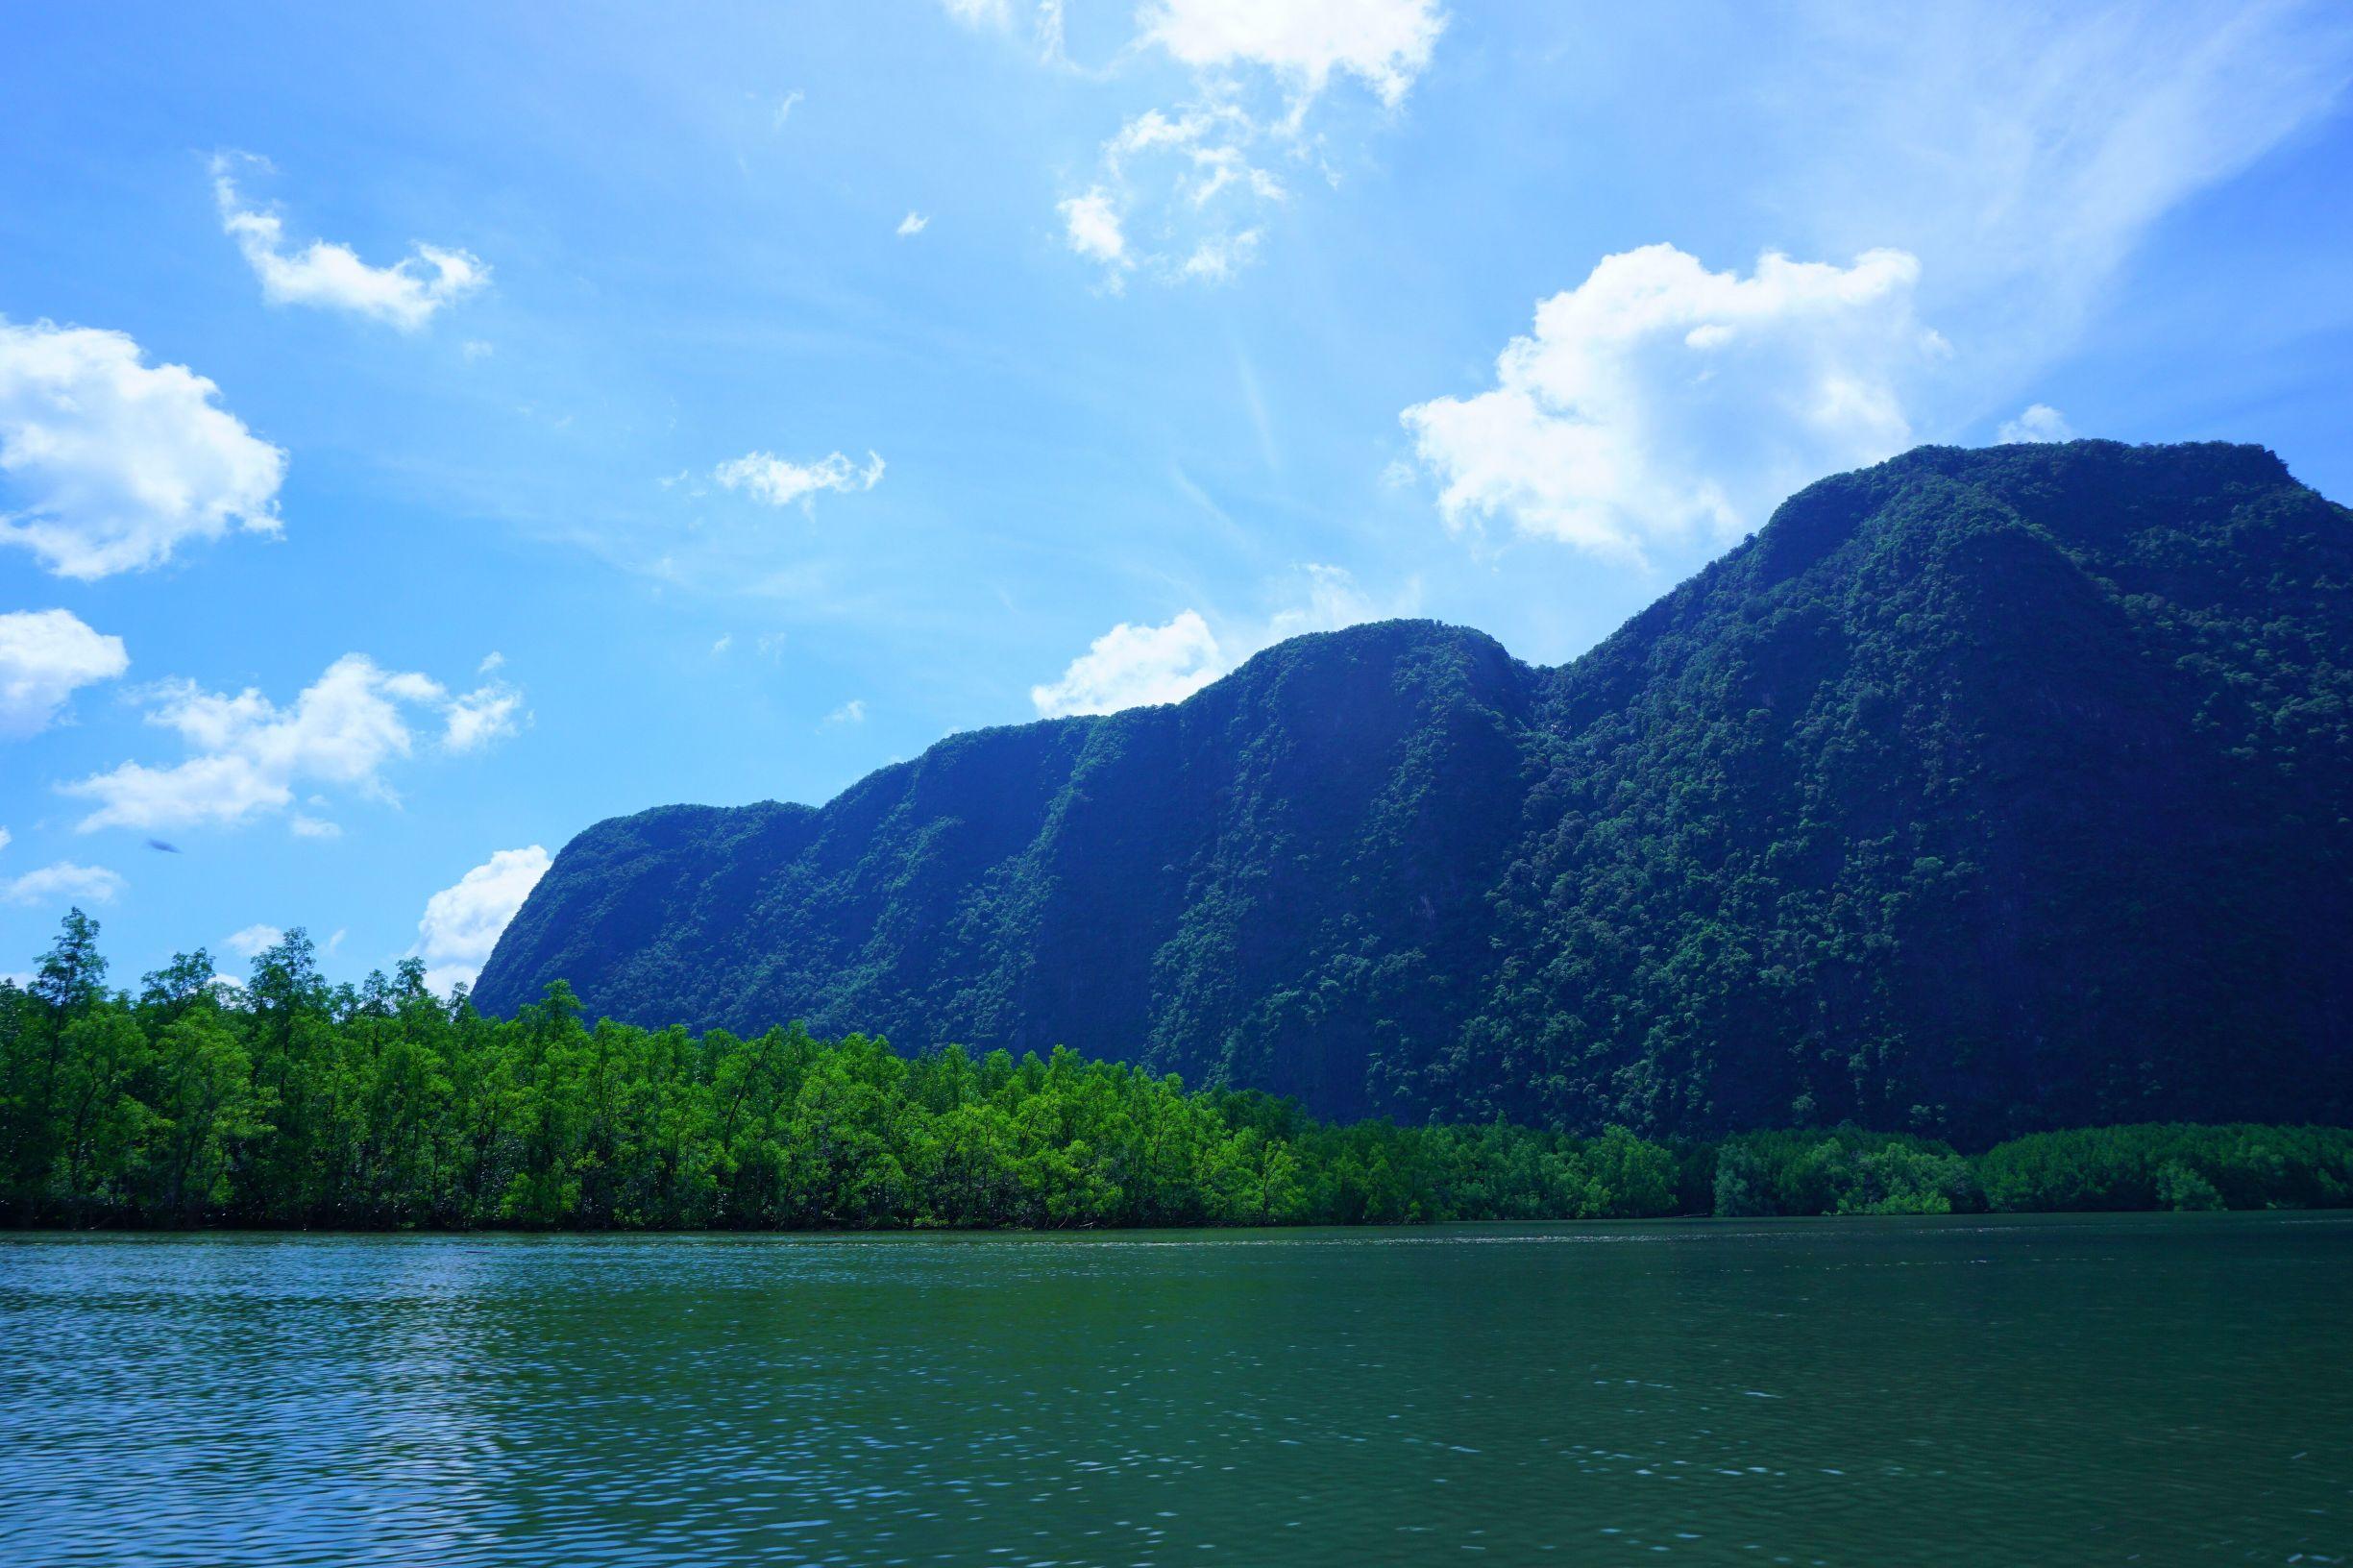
[{"left": 476, "top": 442, "right": 2353, "bottom": 1142}]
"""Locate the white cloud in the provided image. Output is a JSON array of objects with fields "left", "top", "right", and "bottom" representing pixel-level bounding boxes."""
[
  {"left": 772, "top": 89, "right": 805, "bottom": 130},
  {"left": 1180, "top": 229, "right": 1262, "bottom": 282},
  {"left": 0, "top": 318, "right": 286, "bottom": 579},
  {"left": 461, "top": 339, "right": 495, "bottom": 361},
  {"left": 1137, "top": 0, "right": 1446, "bottom": 107},
  {"left": 3, "top": 861, "right": 124, "bottom": 907},
  {"left": 1063, "top": 104, "right": 1269, "bottom": 287},
  {"left": 1401, "top": 244, "right": 1943, "bottom": 562},
  {"left": 413, "top": 845, "right": 551, "bottom": 994},
  {"left": 221, "top": 923, "right": 283, "bottom": 959},
  {"left": 212, "top": 156, "right": 488, "bottom": 331},
  {"left": 1372, "top": 10, "right": 2345, "bottom": 544},
  {"left": 0, "top": 827, "right": 9, "bottom": 852},
  {"left": 1772, "top": 7, "right": 2353, "bottom": 404},
  {"left": 711, "top": 634, "right": 734, "bottom": 655},
  {"left": 939, "top": 0, "right": 1012, "bottom": 25},
  {"left": 289, "top": 814, "right": 341, "bottom": 840},
  {"left": 62, "top": 653, "right": 522, "bottom": 833},
  {"left": 1057, "top": 188, "right": 1130, "bottom": 273},
  {"left": 1046, "top": 0, "right": 1443, "bottom": 287},
  {"left": 443, "top": 682, "right": 524, "bottom": 752},
  {"left": 896, "top": 210, "right": 929, "bottom": 237},
  {"left": 476, "top": 651, "right": 504, "bottom": 674},
  {"left": 0, "top": 609, "right": 129, "bottom": 738},
  {"left": 823, "top": 698, "right": 868, "bottom": 725},
  {"left": 1262, "top": 562, "right": 1392, "bottom": 644},
  {"left": 1031, "top": 564, "right": 1407, "bottom": 718},
  {"left": 1997, "top": 404, "right": 2075, "bottom": 444},
  {"left": 1104, "top": 105, "right": 1281, "bottom": 206},
  {"left": 1032, "top": 610, "right": 1223, "bottom": 718},
  {"left": 714, "top": 449, "right": 885, "bottom": 509}
]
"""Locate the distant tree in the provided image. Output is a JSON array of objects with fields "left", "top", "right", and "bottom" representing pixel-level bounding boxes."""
[
  {"left": 34, "top": 909, "right": 108, "bottom": 1015},
  {"left": 2155, "top": 1160, "right": 2226, "bottom": 1213}
]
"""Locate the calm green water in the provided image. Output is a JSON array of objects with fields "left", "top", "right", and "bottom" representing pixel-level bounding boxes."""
[{"left": 2, "top": 1213, "right": 2347, "bottom": 1566}]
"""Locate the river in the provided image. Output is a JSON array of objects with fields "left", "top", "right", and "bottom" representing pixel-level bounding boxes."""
[{"left": 3, "top": 1212, "right": 2346, "bottom": 1564}]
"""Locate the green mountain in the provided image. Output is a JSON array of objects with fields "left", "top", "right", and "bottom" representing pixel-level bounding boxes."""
[{"left": 474, "top": 441, "right": 2353, "bottom": 1143}]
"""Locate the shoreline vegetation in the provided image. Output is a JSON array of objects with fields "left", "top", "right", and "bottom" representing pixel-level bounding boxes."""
[{"left": 6, "top": 914, "right": 2350, "bottom": 1231}]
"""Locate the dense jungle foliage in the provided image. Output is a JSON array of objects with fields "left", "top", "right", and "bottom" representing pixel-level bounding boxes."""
[
  {"left": 6, "top": 915, "right": 2348, "bottom": 1230},
  {"left": 477, "top": 442, "right": 2353, "bottom": 1146}
]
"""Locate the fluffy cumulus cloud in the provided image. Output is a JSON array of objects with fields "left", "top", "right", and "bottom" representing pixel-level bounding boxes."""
[
  {"left": 412, "top": 845, "right": 551, "bottom": 994},
  {"left": 1401, "top": 244, "right": 1943, "bottom": 562},
  {"left": 0, "top": 609, "right": 129, "bottom": 738},
  {"left": 1048, "top": 0, "right": 1445, "bottom": 286},
  {"left": 714, "top": 449, "right": 885, "bottom": 510},
  {"left": 212, "top": 156, "right": 488, "bottom": 331},
  {"left": 220, "top": 923, "right": 284, "bottom": 959},
  {"left": 61, "top": 654, "right": 525, "bottom": 834},
  {"left": 0, "top": 318, "right": 286, "bottom": 579},
  {"left": 1031, "top": 563, "right": 1407, "bottom": 717},
  {"left": 3, "top": 861, "right": 124, "bottom": 907},
  {"left": 1997, "top": 404, "right": 2075, "bottom": 444},
  {"left": 1031, "top": 610, "right": 1223, "bottom": 718}
]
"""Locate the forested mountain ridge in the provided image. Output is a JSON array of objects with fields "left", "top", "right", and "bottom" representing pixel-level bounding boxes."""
[
  {"left": 475, "top": 441, "right": 2353, "bottom": 1143},
  {"left": 478, "top": 619, "right": 1540, "bottom": 1120}
]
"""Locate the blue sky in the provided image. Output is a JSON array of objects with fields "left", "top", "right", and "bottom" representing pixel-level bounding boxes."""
[{"left": 3, "top": 0, "right": 2350, "bottom": 992}]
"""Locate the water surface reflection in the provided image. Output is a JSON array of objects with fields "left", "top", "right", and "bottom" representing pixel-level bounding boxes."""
[{"left": 4, "top": 1214, "right": 2347, "bottom": 1564}]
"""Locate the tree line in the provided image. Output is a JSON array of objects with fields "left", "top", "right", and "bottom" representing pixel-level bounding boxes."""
[{"left": 3, "top": 913, "right": 2347, "bottom": 1230}]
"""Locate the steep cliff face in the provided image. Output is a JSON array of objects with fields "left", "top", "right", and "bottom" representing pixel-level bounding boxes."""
[
  {"left": 480, "top": 620, "right": 1539, "bottom": 1119},
  {"left": 476, "top": 441, "right": 2353, "bottom": 1141}
]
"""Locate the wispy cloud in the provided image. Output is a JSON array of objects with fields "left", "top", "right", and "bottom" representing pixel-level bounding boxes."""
[
  {"left": 1136, "top": 0, "right": 1446, "bottom": 109},
  {"left": 1017, "top": 0, "right": 1449, "bottom": 285},
  {"left": 3, "top": 860, "right": 124, "bottom": 907},
  {"left": 937, "top": 0, "right": 1013, "bottom": 27},
  {"left": 211, "top": 154, "right": 488, "bottom": 331},
  {"left": 714, "top": 449, "right": 885, "bottom": 510},
  {"left": 1772, "top": 5, "right": 2353, "bottom": 399}
]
